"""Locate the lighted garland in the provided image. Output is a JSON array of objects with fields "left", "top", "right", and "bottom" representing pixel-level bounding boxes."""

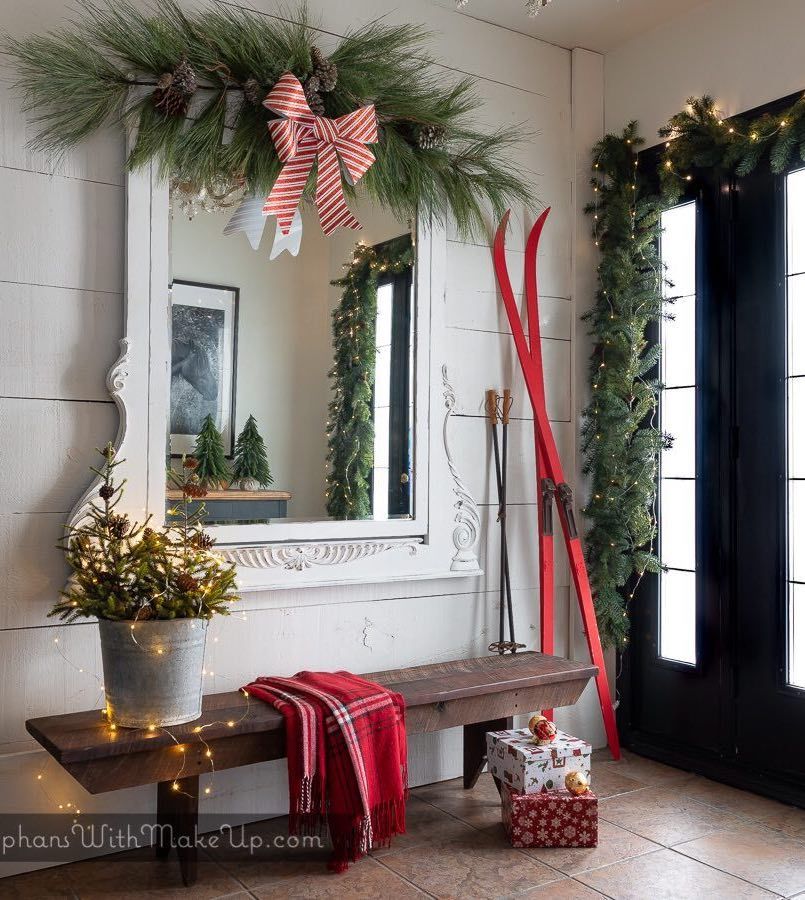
[
  {"left": 659, "top": 94, "right": 805, "bottom": 201},
  {"left": 582, "top": 123, "right": 667, "bottom": 650},
  {"left": 326, "top": 235, "right": 413, "bottom": 519},
  {"left": 584, "top": 93, "right": 805, "bottom": 649},
  {"left": 4, "top": 0, "right": 533, "bottom": 237}
]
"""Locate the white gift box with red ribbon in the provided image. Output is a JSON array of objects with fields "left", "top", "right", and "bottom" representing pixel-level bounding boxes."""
[{"left": 486, "top": 727, "right": 591, "bottom": 794}]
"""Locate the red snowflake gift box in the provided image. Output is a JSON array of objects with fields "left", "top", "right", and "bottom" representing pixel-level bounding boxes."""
[
  {"left": 502, "top": 786, "right": 598, "bottom": 848},
  {"left": 486, "top": 727, "right": 591, "bottom": 793}
]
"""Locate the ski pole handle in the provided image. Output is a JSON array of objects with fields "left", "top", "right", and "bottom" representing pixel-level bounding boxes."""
[
  {"left": 502, "top": 388, "right": 512, "bottom": 425},
  {"left": 486, "top": 389, "right": 499, "bottom": 425}
]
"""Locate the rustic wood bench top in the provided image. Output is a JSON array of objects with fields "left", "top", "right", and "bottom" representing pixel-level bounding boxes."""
[{"left": 27, "top": 651, "right": 595, "bottom": 779}]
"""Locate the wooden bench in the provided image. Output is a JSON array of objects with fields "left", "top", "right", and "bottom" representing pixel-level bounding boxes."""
[{"left": 26, "top": 651, "right": 596, "bottom": 885}]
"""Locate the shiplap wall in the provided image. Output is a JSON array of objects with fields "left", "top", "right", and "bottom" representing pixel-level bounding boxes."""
[{"left": 0, "top": 0, "right": 604, "bottom": 874}]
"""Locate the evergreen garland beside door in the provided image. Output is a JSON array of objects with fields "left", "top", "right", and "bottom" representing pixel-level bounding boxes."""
[
  {"left": 326, "top": 236, "right": 414, "bottom": 519},
  {"left": 585, "top": 93, "right": 805, "bottom": 648}
]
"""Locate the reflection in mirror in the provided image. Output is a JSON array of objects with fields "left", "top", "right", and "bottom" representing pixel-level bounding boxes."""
[{"left": 167, "top": 194, "right": 415, "bottom": 526}]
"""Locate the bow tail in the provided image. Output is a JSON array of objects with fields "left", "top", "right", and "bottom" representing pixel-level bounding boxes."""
[
  {"left": 263, "top": 143, "right": 317, "bottom": 235},
  {"left": 316, "top": 143, "right": 361, "bottom": 236}
]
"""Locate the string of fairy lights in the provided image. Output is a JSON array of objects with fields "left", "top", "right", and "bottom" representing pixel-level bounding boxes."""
[{"left": 37, "top": 614, "right": 253, "bottom": 815}]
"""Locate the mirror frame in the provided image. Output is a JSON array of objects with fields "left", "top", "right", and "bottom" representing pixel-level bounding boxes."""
[{"left": 68, "top": 157, "right": 482, "bottom": 592}]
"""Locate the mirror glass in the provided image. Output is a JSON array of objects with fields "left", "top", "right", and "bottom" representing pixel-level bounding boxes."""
[{"left": 167, "top": 193, "right": 415, "bottom": 525}]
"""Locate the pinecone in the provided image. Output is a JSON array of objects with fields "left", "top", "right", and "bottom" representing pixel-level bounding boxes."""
[
  {"left": 417, "top": 124, "right": 446, "bottom": 151},
  {"left": 106, "top": 513, "right": 130, "bottom": 539},
  {"left": 311, "top": 46, "right": 338, "bottom": 92},
  {"left": 242, "top": 77, "right": 263, "bottom": 107},
  {"left": 136, "top": 604, "right": 155, "bottom": 620},
  {"left": 304, "top": 80, "right": 326, "bottom": 116},
  {"left": 153, "top": 58, "right": 197, "bottom": 117},
  {"left": 99, "top": 483, "right": 115, "bottom": 500},
  {"left": 172, "top": 57, "right": 197, "bottom": 95},
  {"left": 184, "top": 480, "right": 207, "bottom": 499},
  {"left": 176, "top": 573, "right": 200, "bottom": 593},
  {"left": 191, "top": 532, "right": 215, "bottom": 551}
]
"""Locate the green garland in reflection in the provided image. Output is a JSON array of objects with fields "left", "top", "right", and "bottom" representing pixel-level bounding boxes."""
[{"left": 325, "top": 235, "right": 413, "bottom": 520}]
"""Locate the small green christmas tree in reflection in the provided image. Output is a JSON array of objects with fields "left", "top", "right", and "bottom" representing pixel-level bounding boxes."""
[
  {"left": 232, "top": 415, "right": 273, "bottom": 488},
  {"left": 193, "top": 414, "right": 230, "bottom": 488}
]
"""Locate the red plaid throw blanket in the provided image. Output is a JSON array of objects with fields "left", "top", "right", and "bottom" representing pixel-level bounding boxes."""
[{"left": 243, "top": 671, "right": 407, "bottom": 871}]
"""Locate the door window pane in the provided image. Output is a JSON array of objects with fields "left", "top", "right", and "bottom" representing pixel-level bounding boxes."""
[
  {"left": 786, "top": 169, "right": 805, "bottom": 687},
  {"left": 661, "top": 388, "right": 696, "bottom": 478},
  {"left": 659, "top": 202, "right": 697, "bottom": 665},
  {"left": 660, "top": 569, "right": 697, "bottom": 665},
  {"left": 660, "top": 478, "right": 696, "bottom": 571},
  {"left": 662, "top": 294, "right": 696, "bottom": 388}
]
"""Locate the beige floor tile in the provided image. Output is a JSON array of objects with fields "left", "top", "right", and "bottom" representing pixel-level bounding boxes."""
[
  {"left": 379, "top": 832, "right": 564, "bottom": 899},
  {"left": 592, "top": 750, "right": 693, "bottom": 787},
  {"left": 252, "top": 857, "right": 426, "bottom": 899},
  {"left": 64, "top": 848, "right": 244, "bottom": 899},
  {"left": 372, "top": 796, "right": 477, "bottom": 857},
  {"left": 674, "top": 822, "right": 805, "bottom": 897},
  {"left": 204, "top": 816, "right": 330, "bottom": 889},
  {"left": 524, "top": 819, "right": 661, "bottom": 875},
  {"left": 680, "top": 776, "right": 799, "bottom": 823},
  {"left": 412, "top": 773, "right": 504, "bottom": 829},
  {"left": 0, "top": 863, "right": 77, "bottom": 898},
  {"left": 755, "top": 804, "right": 805, "bottom": 841},
  {"left": 521, "top": 880, "right": 607, "bottom": 898},
  {"left": 599, "top": 785, "right": 747, "bottom": 846},
  {"left": 576, "top": 848, "right": 777, "bottom": 899},
  {"left": 589, "top": 766, "right": 647, "bottom": 799}
]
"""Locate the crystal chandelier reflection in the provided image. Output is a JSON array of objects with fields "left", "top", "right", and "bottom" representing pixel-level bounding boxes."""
[{"left": 456, "top": 0, "right": 552, "bottom": 16}]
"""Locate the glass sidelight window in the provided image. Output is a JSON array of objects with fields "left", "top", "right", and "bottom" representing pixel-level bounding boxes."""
[
  {"left": 658, "top": 201, "right": 698, "bottom": 665},
  {"left": 787, "top": 168, "right": 805, "bottom": 689}
]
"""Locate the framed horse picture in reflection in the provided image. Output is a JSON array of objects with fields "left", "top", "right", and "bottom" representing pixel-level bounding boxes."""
[{"left": 169, "top": 280, "right": 239, "bottom": 457}]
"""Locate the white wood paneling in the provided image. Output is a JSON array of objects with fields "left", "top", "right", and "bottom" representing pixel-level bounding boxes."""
[
  {"left": 445, "top": 327, "right": 571, "bottom": 421},
  {"left": 0, "top": 84, "right": 125, "bottom": 186},
  {"left": 0, "top": 283, "right": 122, "bottom": 401},
  {"left": 0, "top": 398, "right": 118, "bottom": 514},
  {"left": 447, "top": 293, "right": 571, "bottom": 344},
  {"left": 446, "top": 238, "right": 570, "bottom": 300},
  {"left": 452, "top": 415, "right": 573, "bottom": 505},
  {"left": 0, "top": 514, "right": 68, "bottom": 630},
  {"left": 0, "top": 168, "right": 123, "bottom": 293}
]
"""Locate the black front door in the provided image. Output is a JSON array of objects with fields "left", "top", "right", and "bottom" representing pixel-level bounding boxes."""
[{"left": 620, "top": 121, "right": 805, "bottom": 804}]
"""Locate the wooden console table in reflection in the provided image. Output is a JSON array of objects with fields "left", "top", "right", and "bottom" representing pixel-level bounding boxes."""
[{"left": 166, "top": 489, "right": 292, "bottom": 524}]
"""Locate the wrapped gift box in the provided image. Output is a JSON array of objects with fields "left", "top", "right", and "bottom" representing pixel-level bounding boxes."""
[
  {"left": 486, "top": 727, "right": 591, "bottom": 793},
  {"left": 502, "top": 786, "right": 598, "bottom": 848}
]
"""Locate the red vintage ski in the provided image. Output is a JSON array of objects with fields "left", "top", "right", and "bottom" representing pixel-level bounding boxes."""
[{"left": 493, "top": 208, "right": 621, "bottom": 759}]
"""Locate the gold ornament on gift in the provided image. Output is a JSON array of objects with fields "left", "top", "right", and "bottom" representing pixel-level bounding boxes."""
[
  {"left": 565, "top": 771, "right": 590, "bottom": 796},
  {"left": 528, "top": 714, "right": 557, "bottom": 745}
]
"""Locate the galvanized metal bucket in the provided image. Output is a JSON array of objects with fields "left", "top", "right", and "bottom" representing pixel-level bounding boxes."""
[{"left": 98, "top": 618, "right": 208, "bottom": 728}]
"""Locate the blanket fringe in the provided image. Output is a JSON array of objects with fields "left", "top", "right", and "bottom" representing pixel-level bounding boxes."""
[{"left": 327, "top": 793, "right": 408, "bottom": 873}]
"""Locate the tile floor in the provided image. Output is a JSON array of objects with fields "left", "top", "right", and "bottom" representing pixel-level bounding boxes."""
[{"left": 3, "top": 749, "right": 805, "bottom": 899}]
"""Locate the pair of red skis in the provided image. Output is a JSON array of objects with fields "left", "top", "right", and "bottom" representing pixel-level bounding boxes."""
[{"left": 493, "top": 208, "right": 621, "bottom": 759}]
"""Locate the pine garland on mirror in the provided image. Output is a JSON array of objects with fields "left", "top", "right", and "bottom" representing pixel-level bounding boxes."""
[
  {"left": 4, "top": 0, "right": 534, "bottom": 238},
  {"left": 325, "top": 235, "right": 414, "bottom": 520}
]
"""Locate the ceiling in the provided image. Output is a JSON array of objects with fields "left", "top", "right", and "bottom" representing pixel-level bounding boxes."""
[{"left": 432, "top": 0, "right": 709, "bottom": 53}]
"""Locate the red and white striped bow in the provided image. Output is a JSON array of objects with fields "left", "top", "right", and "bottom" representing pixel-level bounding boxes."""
[{"left": 262, "top": 73, "right": 378, "bottom": 236}]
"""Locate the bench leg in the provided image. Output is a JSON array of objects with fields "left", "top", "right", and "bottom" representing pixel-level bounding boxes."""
[
  {"left": 156, "top": 776, "right": 199, "bottom": 887},
  {"left": 463, "top": 717, "right": 512, "bottom": 790}
]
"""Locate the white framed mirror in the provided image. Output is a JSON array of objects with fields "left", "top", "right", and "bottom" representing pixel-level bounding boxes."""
[{"left": 69, "top": 156, "right": 482, "bottom": 591}]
